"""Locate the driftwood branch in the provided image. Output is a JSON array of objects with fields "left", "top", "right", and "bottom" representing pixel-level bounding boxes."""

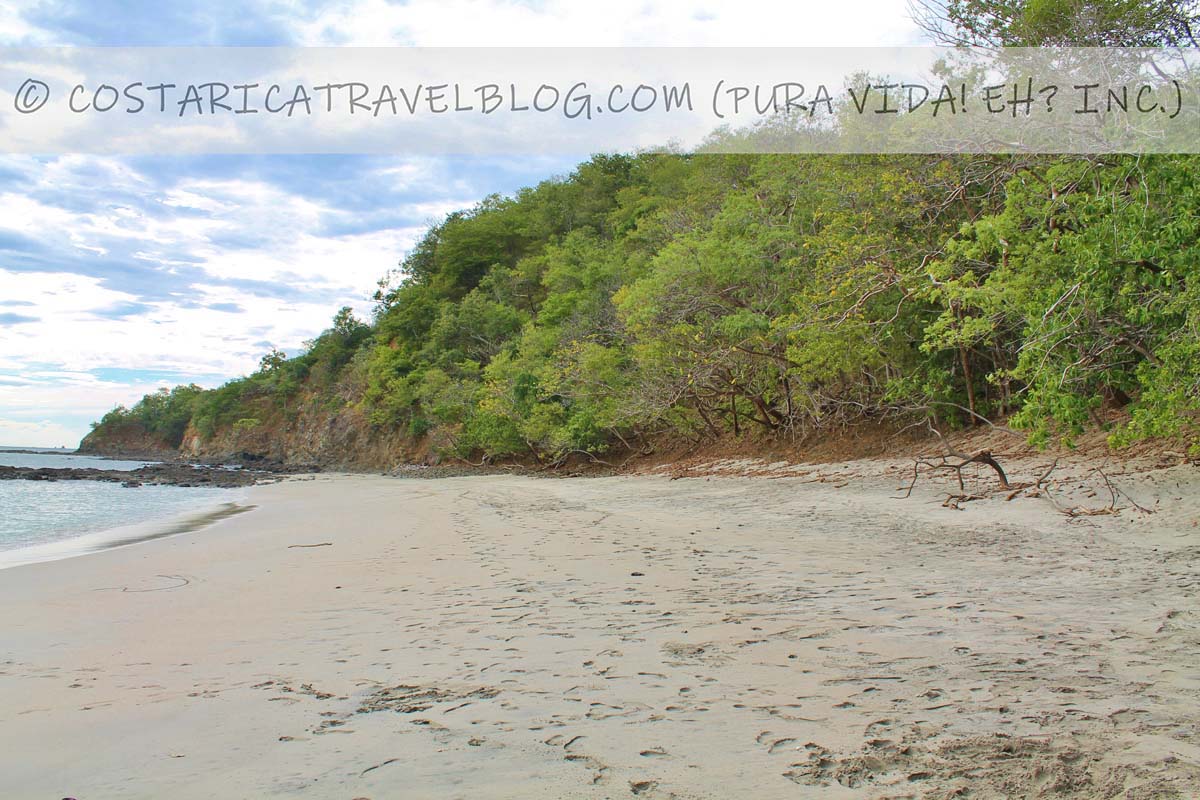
[
  {"left": 903, "top": 449, "right": 1011, "bottom": 501},
  {"left": 1004, "top": 458, "right": 1059, "bottom": 500}
]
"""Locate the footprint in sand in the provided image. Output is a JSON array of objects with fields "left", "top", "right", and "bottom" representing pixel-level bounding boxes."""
[
  {"left": 865, "top": 719, "right": 893, "bottom": 735},
  {"left": 782, "top": 743, "right": 836, "bottom": 786}
]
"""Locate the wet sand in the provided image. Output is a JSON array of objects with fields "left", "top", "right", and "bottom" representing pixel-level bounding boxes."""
[{"left": 1, "top": 468, "right": 1197, "bottom": 798}]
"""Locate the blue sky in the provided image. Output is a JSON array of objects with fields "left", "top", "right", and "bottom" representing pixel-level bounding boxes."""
[{"left": 0, "top": 0, "right": 921, "bottom": 447}]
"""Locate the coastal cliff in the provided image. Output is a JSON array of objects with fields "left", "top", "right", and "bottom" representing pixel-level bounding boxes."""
[
  {"left": 83, "top": 390, "right": 417, "bottom": 470},
  {"left": 77, "top": 419, "right": 179, "bottom": 461},
  {"left": 176, "top": 399, "right": 414, "bottom": 470}
]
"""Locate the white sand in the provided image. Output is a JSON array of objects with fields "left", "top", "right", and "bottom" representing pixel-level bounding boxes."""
[{"left": 1, "top": 468, "right": 1198, "bottom": 798}]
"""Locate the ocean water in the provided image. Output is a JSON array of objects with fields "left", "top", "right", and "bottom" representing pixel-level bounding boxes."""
[{"left": 0, "top": 448, "right": 242, "bottom": 568}]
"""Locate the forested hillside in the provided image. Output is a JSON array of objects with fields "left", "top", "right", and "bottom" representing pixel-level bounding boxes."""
[{"left": 82, "top": 2, "right": 1200, "bottom": 465}]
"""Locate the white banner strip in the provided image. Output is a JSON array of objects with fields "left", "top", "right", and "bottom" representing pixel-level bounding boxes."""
[{"left": 0, "top": 47, "right": 1196, "bottom": 153}]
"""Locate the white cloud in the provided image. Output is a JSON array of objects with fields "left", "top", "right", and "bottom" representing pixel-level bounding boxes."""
[
  {"left": 0, "top": 419, "right": 85, "bottom": 448},
  {"left": 0, "top": 152, "right": 469, "bottom": 445},
  {"left": 0, "top": 1, "right": 56, "bottom": 45},
  {"left": 287, "top": 0, "right": 922, "bottom": 47},
  {"left": 0, "top": 0, "right": 925, "bottom": 48},
  {"left": 0, "top": 368, "right": 181, "bottom": 448},
  {"left": 0, "top": 267, "right": 350, "bottom": 376},
  {"left": 0, "top": 269, "right": 139, "bottom": 317}
]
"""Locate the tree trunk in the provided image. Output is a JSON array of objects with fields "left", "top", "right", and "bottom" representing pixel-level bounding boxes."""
[{"left": 960, "top": 345, "right": 977, "bottom": 424}]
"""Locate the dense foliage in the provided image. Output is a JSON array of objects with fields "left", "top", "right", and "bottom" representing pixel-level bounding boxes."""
[
  {"left": 91, "top": 384, "right": 205, "bottom": 448},
  {"left": 88, "top": 149, "right": 1200, "bottom": 461},
  {"left": 87, "top": 2, "right": 1200, "bottom": 461}
]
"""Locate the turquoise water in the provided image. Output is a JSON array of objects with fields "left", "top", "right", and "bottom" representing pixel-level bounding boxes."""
[{"left": 0, "top": 448, "right": 241, "bottom": 567}]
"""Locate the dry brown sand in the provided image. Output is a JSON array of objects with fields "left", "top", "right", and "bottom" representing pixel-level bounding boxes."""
[{"left": 1, "top": 466, "right": 1198, "bottom": 799}]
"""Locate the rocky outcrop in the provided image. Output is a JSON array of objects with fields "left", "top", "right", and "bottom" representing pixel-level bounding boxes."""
[
  {"left": 0, "top": 463, "right": 272, "bottom": 488},
  {"left": 77, "top": 421, "right": 178, "bottom": 461}
]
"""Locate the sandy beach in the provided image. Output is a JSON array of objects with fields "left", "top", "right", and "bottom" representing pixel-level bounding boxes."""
[{"left": 2, "top": 464, "right": 1198, "bottom": 799}]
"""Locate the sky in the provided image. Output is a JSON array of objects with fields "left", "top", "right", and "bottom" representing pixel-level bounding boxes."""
[{"left": 0, "top": 0, "right": 924, "bottom": 447}]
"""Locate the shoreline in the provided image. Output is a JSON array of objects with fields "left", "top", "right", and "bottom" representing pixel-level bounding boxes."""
[
  {"left": 1, "top": 467, "right": 1197, "bottom": 798},
  {"left": 0, "top": 493, "right": 257, "bottom": 571},
  {"left": 0, "top": 457, "right": 310, "bottom": 570}
]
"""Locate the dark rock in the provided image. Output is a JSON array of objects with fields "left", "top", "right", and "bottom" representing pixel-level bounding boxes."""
[{"left": 0, "top": 462, "right": 302, "bottom": 488}]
